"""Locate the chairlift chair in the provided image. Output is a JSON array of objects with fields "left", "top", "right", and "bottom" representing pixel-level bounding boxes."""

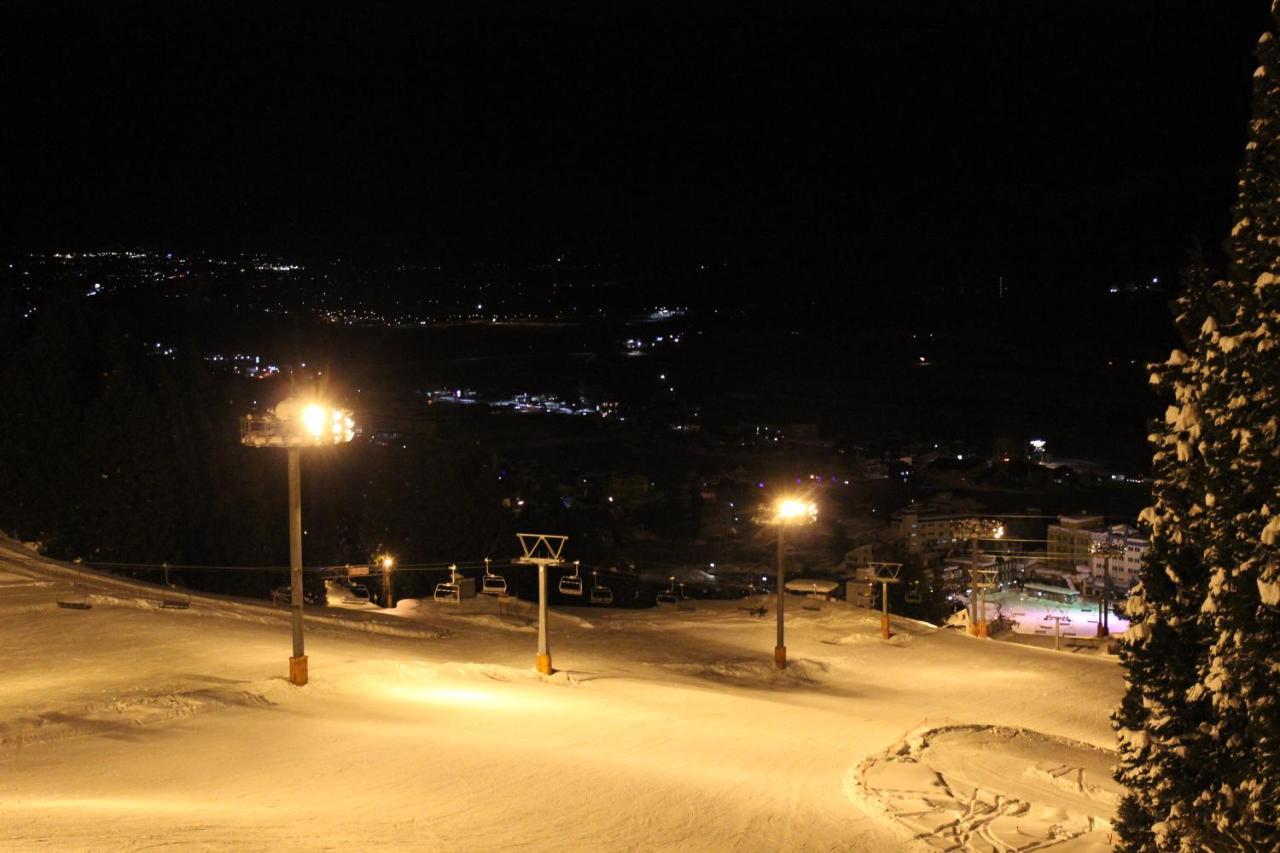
[
  {"left": 589, "top": 570, "right": 613, "bottom": 605},
  {"left": 904, "top": 589, "right": 923, "bottom": 605},
  {"left": 558, "top": 560, "right": 584, "bottom": 596},
  {"left": 344, "top": 583, "right": 371, "bottom": 604},
  {"left": 480, "top": 557, "right": 507, "bottom": 595},
  {"left": 56, "top": 574, "right": 93, "bottom": 610},
  {"left": 434, "top": 564, "right": 463, "bottom": 605},
  {"left": 160, "top": 586, "right": 192, "bottom": 609},
  {"left": 656, "top": 576, "right": 679, "bottom": 606}
]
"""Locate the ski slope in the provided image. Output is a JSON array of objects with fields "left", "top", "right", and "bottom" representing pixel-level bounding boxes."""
[{"left": 0, "top": 537, "right": 1126, "bottom": 851}]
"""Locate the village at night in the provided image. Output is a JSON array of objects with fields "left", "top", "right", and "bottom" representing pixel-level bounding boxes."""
[{"left": 1, "top": 3, "right": 1277, "bottom": 851}]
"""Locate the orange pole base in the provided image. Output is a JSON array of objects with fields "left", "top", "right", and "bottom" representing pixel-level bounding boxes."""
[
  {"left": 289, "top": 655, "right": 309, "bottom": 686},
  {"left": 977, "top": 621, "right": 988, "bottom": 639},
  {"left": 881, "top": 614, "right": 890, "bottom": 639},
  {"left": 774, "top": 646, "right": 787, "bottom": 669},
  {"left": 536, "top": 654, "right": 553, "bottom": 675}
]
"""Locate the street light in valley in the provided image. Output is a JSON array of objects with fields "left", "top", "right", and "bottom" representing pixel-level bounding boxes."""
[
  {"left": 380, "top": 553, "right": 396, "bottom": 609},
  {"left": 769, "top": 497, "right": 817, "bottom": 669},
  {"left": 241, "top": 396, "right": 356, "bottom": 686}
]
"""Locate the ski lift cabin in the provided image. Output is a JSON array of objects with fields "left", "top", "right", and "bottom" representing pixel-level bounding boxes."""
[
  {"left": 434, "top": 565, "right": 464, "bottom": 604},
  {"left": 656, "top": 576, "right": 679, "bottom": 606},
  {"left": 558, "top": 560, "right": 584, "bottom": 596},
  {"left": 589, "top": 570, "right": 613, "bottom": 605},
  {"left": 480, "top": 558, "right": 507, "bottom": 595}
]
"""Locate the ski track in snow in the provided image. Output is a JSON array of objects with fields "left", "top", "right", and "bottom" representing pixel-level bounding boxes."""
[{"left": 855, "top": 725, "right": 1123, "bottom": 851}]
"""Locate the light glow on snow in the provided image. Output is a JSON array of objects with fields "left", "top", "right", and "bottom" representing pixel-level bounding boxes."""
[
  {"left": 0, "top": 534, "right": 1128, "bottom": 850},
  {"left": 384, "top": 684, "right": 553, "bottom": 710}
]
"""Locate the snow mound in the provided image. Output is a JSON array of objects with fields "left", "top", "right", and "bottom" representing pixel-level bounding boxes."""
[
  {"left": 664, "top": 658, "right": 829, "bottom": 688},
  {"left": 392, "top": 596, "right": 594, "bottom": 630},
  {"left": 443, "top": 613, "right": 537, "bottom": 633},
  {"left": 1, "top": 688, "right": 278, "bottom": 751},
  {"left": 823, "top": 630, "right": 912, "bottom": 647},
  {"left": 853, "top": 725, "right": 1123, "bottom": 851}
]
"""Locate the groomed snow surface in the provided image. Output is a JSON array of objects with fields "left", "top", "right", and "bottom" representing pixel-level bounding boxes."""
[{"left": 0, "top": 538, "right": 1125, "bottom": 851}]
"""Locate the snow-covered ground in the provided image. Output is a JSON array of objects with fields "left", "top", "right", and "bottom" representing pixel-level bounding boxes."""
[
  {"left": 983, "top": 590, "right": 1130, "bottom": 638},
  {"left": 0, "top": 537, "right": 1126, "bottom": 850}
]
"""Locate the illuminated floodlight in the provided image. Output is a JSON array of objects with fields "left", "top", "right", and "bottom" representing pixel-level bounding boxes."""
[
  {"left": 239, "top": 393, "right": 358, "bottom": 687},
  {"left": 774, "top": 498, "right": 818, "bottom": 525},
  {"left": 240, "top": 396, "right": 357, "bottom": 448}
]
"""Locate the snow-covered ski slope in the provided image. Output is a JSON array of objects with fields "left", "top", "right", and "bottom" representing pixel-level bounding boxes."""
[{"left": 0, "top": 537, "right": 1125, "bottom": 851}]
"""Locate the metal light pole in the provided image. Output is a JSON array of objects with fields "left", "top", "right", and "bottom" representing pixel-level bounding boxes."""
[
  {"left": 769, "top": 498, "right": 817, "bottom": 669},
  {"left": 241, "top": 396, "right": 356, "bottom": 686},
  {"left": 288, "top": 448, "right": 304, "bottom": 668},
  {"left": 776, "top": 523, "right": 786, "bottom": 668},
  {"left": 380, "top": 554, "right": 396, "bottom": 609}
]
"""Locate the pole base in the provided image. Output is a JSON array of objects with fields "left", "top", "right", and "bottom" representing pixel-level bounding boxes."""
[
  {"left": 536, "top": 654, "right": 553, "bottom": 675},
  {"left": 881, "top": 613, "right": 891, "bottom": 639},
  {"left": 1096, "top": 625, "right": 1109, "bottom": 638},
  {"left": 977, "top": 621, "right": 988, "bottom": 639},
  {"left": 968, "top": 623, "right": 980, "bottom": 637},
  {"left": 289, "top": 655, "right": 308, "bottom": 686},
  {"left": 774, "top": 646, "right": 787, "bottom": 669}
]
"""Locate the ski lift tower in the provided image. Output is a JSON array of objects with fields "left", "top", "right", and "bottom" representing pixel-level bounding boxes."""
[
  {"left": 1090, "top": 539, "right": 1124, "bottom": 638},
  {"left": 867, "top": 562, "right": 902, "bottom": 639},
  {"left": 1043, "top": 607, "right": 1072, "bottom": 651},
  {"left": 973, "top": 566, "right": 999, "bottom": 637},
  {"left": 241, "top": 396, "right": 356, "bottom": 686},
  {"left": 950, "top": 518, "right": 1005, "bottom": 638},
  {"left": 514, "top": 533, "right": 569, "bottom": 675}
]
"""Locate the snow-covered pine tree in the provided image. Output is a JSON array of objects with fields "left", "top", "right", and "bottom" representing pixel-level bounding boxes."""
[
  {"left": 1114, "top": 5, "right": 1280, "bottom": 849},
  {"left": 1113, "top": 259, "right": 1221, "bottom": 850},
  {"left": 1192, "top": 5, "right": 1280, "bottom": 846}
]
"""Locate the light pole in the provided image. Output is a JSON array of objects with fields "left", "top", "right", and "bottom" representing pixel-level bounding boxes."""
[
  {"left": 241, "top": 396, "right": 356, "bottom": 686},
  {"left": 1090, "top": 539, "right": 1123, "bottom": 638},
  {"left": 380, "top": 553, "right": 396, "bottom": 609},
  {"left": 769, "top": 498, "right": 817, "bottom": 669}
]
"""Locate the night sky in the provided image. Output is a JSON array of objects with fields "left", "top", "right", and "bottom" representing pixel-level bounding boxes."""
[{"left": 1, "top": 1, "right": 1270, "bottom": 293}]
